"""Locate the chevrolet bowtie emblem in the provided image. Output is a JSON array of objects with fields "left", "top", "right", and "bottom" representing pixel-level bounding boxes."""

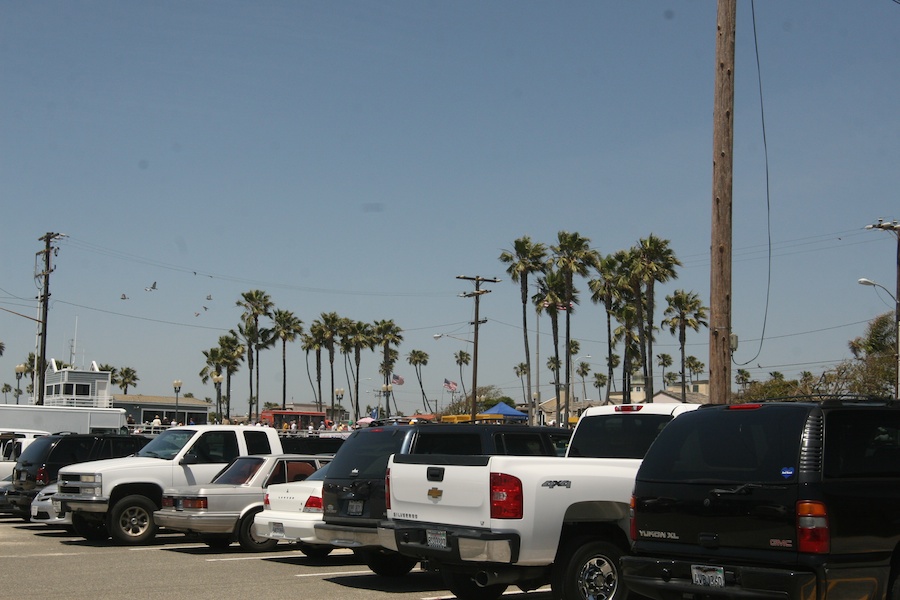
[{"left": 427, "top": 487, "right": 443, "bottom": 500}]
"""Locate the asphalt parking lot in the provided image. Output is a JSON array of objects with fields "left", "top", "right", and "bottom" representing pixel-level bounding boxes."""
[{"left": 0, "top": 515, "right": 553, "bottom": 600}]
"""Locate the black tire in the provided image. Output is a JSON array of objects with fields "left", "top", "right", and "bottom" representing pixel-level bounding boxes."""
[
  {"left": 358, "top": 548, "right": 418, "bottom": 577},
  {"left": 201, "top": 534, "right": 233, "bottom": 550},
  {"left": 296, "top": 542, "right": 333, "bottom": 559},
  {"left": 237, "top": 510, "right": 278, "bottom": 552},
  {"left": 71, "top": 512, "right": 109, "bottom": 541},
  {"left": 551, "top": 538, "right": 628, "bottom": 600},
  {"left": 441, "top": 569, "right": 508, "bottom": 600},
  {"left": 109, "top": 495, "right": 158, "bottom": 545}
]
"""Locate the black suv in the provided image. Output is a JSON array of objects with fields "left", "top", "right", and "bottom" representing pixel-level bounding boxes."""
[
  {"left": 9, "top": 433, "right": 150, "bottom": 519},
  {"left": 622, "top": 399, "right": 900, "bottom": 600},
  {"left": 315, "top": 423, "right": 571, "bottom": 577}
]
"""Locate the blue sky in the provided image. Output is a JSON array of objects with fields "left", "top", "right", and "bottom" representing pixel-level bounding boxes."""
[{"left": 2, "top": 1, "right": 899, "bottom": 418}]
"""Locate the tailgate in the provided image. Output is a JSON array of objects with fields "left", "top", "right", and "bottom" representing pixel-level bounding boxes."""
[{"left": 388, "top": 454, "right": 492, "bottom": 526}]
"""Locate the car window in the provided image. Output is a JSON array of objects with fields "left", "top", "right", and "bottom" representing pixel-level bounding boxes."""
[
  {"left": 411, "top": 432, "right": 483, "bottom": 455},
  {"left": 568, "top": 414, "right": 675, "bottom": 459},
  {"left": 214, "top": 456, "right": 265, "bottom": 485},
  {"left": 824, "top": 409, "right": 900, "bottom": 478},
  {"left": 189, "top": 431, "right": 240, "bottom": 464},
  {"left": 243, "top": 430, "right": 273, "bottom": 455},
  {"left": 327, "top": 430, "right": 407, "bottom": 478},
  {"left": 266, "top": 459, "right": 319, "bottom": 486},
  {"left": 50, "top": 437, "right": 95, "bottom": 464},
  {"left": 16, "top": 436, "right": 56, "bottom": 463},
  {"left": 138, "top": 430, "right": 196, "bottom": 459}
]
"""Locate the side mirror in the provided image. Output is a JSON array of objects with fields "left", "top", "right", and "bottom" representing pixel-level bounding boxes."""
[{"left": 180, "top": 453, "right": 200, "bottom": 465}]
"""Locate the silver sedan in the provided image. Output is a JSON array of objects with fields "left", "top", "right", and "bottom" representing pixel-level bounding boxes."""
[{"left": 154, "top": 453, "right": 330, "bottom": 551}]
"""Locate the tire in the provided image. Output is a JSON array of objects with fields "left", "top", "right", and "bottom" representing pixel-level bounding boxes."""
[
  {"left": 551, "top": 538, "right": 628, "bottom": 600},
  {"left": 109, "top": 495, "right": 158, "bottom": 545},
  {"left": 296, "top": 542, "right": 333, "bottom": 559},
  {"left": 202, "top": 534, "right": 233, "bottom": 550},
  {"left": 72, "top": 512, "right": 109, "bottom": 541},
  {"left": 441, "top": 569, "right": 508, "bottom": 600},
  {"left": 237, "top": 510, "right": 278, "bottom": 552},
  {"left": 357, "top": 548, "right": 418, "bottom": 577}
]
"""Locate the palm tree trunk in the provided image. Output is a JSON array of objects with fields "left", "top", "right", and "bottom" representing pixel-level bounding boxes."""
[
  {"left": 281, "top": 341, "right": 287, "bottom": 410},
  {"left": 520, "top": 279, "right": 534, "bottom": 425},
  {"left": 606, "top": 310, "right": 614, "bottom": 403},
  {"left": 679, "top": 324, "right": 687, "bottom": 402}
]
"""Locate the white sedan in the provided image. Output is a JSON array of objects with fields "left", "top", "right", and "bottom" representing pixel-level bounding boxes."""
[
  {"left": 31, "top": 483, "right": 71, "bottom": 527},
  {"left": 254, "top": 462, "right": 335, "bottom": 558}
]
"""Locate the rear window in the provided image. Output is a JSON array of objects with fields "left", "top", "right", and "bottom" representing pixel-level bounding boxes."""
[
  {"left": 568, "top": 413, "right": 675, "bottom": 459},
  {"left": 50, "top": 437, "right": 96, "bottom": 464},
  {"left": 411, "top": 432, "right": 483, "bottom": 454},
  {"left": 214, "top": 456, "right": 265, "bottom": 485},
  {"left": 638, "top": 405, "right": 809, "bottom": 483},
  {"left": 326, "top": 429, "right": 407, "bottom": 478},
  {"left": 824, "top": 409, "right": 900, "bottom": 478},
  {"left": 16, "top": 436, "right": 57, "bottom": 463}
]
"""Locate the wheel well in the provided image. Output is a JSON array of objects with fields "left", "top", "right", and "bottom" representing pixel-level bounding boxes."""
[
  {"left": 556, "top": 521, "right": 630, "bottom": 561},
  {"left": 108, "top": 483, "right": 163, "bottom": 510}
]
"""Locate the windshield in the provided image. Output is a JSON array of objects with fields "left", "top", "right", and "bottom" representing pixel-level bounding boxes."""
[
  {"left": 213, "top": 456, "right": 264, "bottom": 485},
  {"left": 137, "top": 429, "right": 196, "bottom": 460}
]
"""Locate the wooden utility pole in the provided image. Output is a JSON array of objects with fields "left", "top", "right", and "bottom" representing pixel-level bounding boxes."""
[
  {"left": 36, "top": 232, "right": 64, "bottom": 406},
  {"left": 457, "top": 275, "right": 500, "bottom": 422},
  {"left": 709, "top": 0, "right": 736, "bottom": 404}
]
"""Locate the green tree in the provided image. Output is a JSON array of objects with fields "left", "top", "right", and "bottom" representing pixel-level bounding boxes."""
[
  {"left": 217, "top": 333, "right": 244, "bottom": 421},
  {"left": 1, "top": 383, "right": 11, "bottom": 402},
  {"left": 373, "top": 319, "right": 403, "bottom": 415},
  {"left": 633, "top": 234, "right": 681, "bottom": 402},
  {"left": 735, "top": 368, "right": 751, "bottom": 392},
  {"left": 551, "top": 231, "right": 599, "bottom": 423},
  {"left": 662, "top": 289, "right": 708, "bottom": 402},
  {"left": 454, "top": 350, "right": 471, "bottom": 403},
  {"left": 98, "top": 364, "right": 119, "bottom": 388},
  {"left": 407, "top": 349, "right": 431, "bottom": 413},
  {"left": 301, "top": 326, "right": 324, "bottom": 411},
  {"left": 577, "top": 360, "right": 591, "bottom": 402},
  {"left": 534, "top": 268, "right": 567, "bottom": 423},
  {"left": 317, "top": 312, "right": 345, "bottom": 421},
  {"left": 499, "top": 236, "right": 548, "bottom": 423},
  {"left": 118, "top": 367, "right": 139, "bottom": 394},
  {"left": 592, "top": 372, "right": 608, "bottom": 403},
  {"left": 236, "top": 289, "right": 274, "bottom": 420},
  {"left": 343, "top": 320, "right": 375, "bottom": 421},
  {"left": 514, "top": 362, "right": 528, "bottom": 406},
  {"left": 272, "top": 309, "right": 304, "bottom": 411},
  {"left": 656, "top": 353, "right": 673, "bottom": 390}
]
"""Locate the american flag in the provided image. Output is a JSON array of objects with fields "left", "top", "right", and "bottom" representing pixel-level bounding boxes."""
[
  {"left": 391, "top": 373, "right": 405, "bottom": 385},
  {"left": 443, "top": 378, "right": 458, "bottom": 392}
]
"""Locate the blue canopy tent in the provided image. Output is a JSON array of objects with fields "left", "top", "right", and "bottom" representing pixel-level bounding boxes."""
[{"left": 480, "top": 402, "right": 527, "bottom": 421}]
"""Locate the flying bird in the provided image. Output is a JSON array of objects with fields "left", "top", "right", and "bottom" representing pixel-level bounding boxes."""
[
  {"left": 194, "top": 312, "right": 200, "bottom": 317},
  {"left": 202, "top": 306, "right": 208, "bottom": 311},
  {"left": 145, "top": 281, "right": 157, "bottom": 292},
  {"left": 206, "top": 294, "right": 213, "bottom": 301},
  {"left": 120, "top": 294, "right": 129, "bottom": 300}
]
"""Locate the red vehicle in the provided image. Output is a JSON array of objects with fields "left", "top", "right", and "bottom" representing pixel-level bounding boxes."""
[{"left": 259, "top": 410, "right": 326, "bottom": 430}]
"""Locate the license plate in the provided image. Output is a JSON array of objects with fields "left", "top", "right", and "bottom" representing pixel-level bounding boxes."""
[
  {"left": 426, "top": 529, "right": 447, "bottom": 549},
  {"left": 271, "top": 522, "right": 285, "bottom": 538},
  {"left": 691, "top": 565, "right": 725, "bottom": 587},
  {"left": 347, "top": 500, "right": 364, "bottom": 516}
]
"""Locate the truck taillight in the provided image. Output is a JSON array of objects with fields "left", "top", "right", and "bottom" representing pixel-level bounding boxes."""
[
  {"left": 797, "top": 500, "right": 829, "bottom": 554},
  {"left": 36, "top": 467, "right": 48, "bottom": 485},
  {"left": 385, "top": 467, "right": 391, "bottom": 510},
  {"left": 162, "top": 497, "right": 174, "bottom": 508},
  {"left": 490, "top": 472, "right": 523, "bottom": 519},
  {"left": 303, "top": 495, "right": 324, "bottom": 513}
]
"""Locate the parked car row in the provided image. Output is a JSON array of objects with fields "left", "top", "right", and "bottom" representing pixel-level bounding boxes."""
[{"left": 11, "top": 402, "right": 894, "bottom": 600}]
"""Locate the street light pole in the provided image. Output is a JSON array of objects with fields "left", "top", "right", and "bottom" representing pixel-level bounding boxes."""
[
  {"left": 212, "top": 373, "right": 223, "bottom": 424},
  {"left": 858, "top": 278, "right": 900, "bottom": 399},
  {"left": 335, "top": 388, "right": 344, "bottom": 427},
  {"left": 173, "top": 379, "right": 182, "bottom": 426},
  {"left": 15, "top": 364, "right": 26, "bottom": 405},
  {"left": 866, "top": 219, "right": 900, "bottom": 399}
]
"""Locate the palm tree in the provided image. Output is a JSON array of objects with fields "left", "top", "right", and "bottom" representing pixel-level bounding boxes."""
[
  {"left": 344, "top": 320, "right": 375, "bottom": 421},
  {"left": 454, "top": 350, "right": 471, "bottom": 403},
  {"left": 301, "top": 328, "right": 324, "bottom": 410},
  {"left": 236, "top": 290, "right": 274, "bottom": 420},
  {"left": 735, "top": 368, "right": 751, "bottom": 392},
  {"left": 514, "top": 362, "right": 528, "bottom": 406},
  {"left": 576, "top": 361, "right": 591, "bottom": 403},
  {"left": 199, "top": 345, "right": 226, "bottom": 418},
  {"left": 534, "top": 269, "right": 567, "bottom": 424},
  {"left": 118, "top": 367, "right": 139, "bottom": 394},
  {"left": 633, "top": 234, "right": 681, "bottom": 402},
  {"left": 589, "top": 253, "right": 625, "bottom": 404},
  {"left": 2, "top": 383, "right": 11, "bottom": 403},
  {"left": 373, "top": 319, "right": 403, "bottom": 415},
  {"left": 407, "top": 349, "right": 431, "bottom": 413},
  {"left": 97, "top": 363, "right": 119, "bottom": 389},
  {"left": 662, "top": 289, "right": 708, "bottom": 402},
  {"left": 551, "top": 231, "right": 599, "bottom": 424},
  {"left": 613, "top": 302, "right": 641, "bottom": 403},
  {"left": 215, "top": 333, "right": 244, "bottom": 421},
  {"left": 499, "top": 236, "right": 548, "bottom": 424},
  {"left": 546, "top": 356, "right": 562, "bottom": 420},
  {"left": 592, "top": 372, "right": 608, "bottom": 403},
  {"left": 317, "top": 312, "right": 345, "bottom": 423},
  {"left": 656, "top": 353, "right": 673, "bottom": 390},
  {"left": 687, "top": 356, "right": 705, "bottom": 383},
  {"left": 271, "top": 309, "right": 304, "bottom": 410}
]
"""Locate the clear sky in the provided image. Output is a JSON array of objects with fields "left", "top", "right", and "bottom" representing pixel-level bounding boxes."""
[{"left": 2, "top": 1, "right": 899, "bottom": 418}]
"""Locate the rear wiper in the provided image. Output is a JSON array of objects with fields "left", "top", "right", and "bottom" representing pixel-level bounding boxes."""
[{"left": 710, "top": 482, "right": 787, "bottom": 496}]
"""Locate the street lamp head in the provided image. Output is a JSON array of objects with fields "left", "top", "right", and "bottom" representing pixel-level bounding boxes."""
[
  {"left": 433, "top": 334, "right": 442, "bottom": 340},
  {"left": 859, "top": 278, "right": 876, "bottom": 287},
  {"left": 15, "top": 364, "right": 27, "bottom": 377},
  {"left": 173, "top": 379, "right": 182, "bottom": 392},
  {"left": 212, "top": 373, "right": 223, "bottom": 385}
]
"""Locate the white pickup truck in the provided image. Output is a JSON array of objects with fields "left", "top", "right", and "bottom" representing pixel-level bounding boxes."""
[
  {"left": 382, "top": 403, "right": 699, "bottom": 600},
  {"left": 54, "top": 425, "right": 291, "bottom": 544}
]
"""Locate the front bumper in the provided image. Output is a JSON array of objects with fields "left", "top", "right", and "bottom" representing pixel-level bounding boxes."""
[
  {"left": 383, "top": 520, "right": 519, "bottom": 564},
  {"left": 153, "top": 510, "right": 238, "bottom": 534},
  {"left": 53, "top": 494, "right": 109, "bottom": 514}
]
